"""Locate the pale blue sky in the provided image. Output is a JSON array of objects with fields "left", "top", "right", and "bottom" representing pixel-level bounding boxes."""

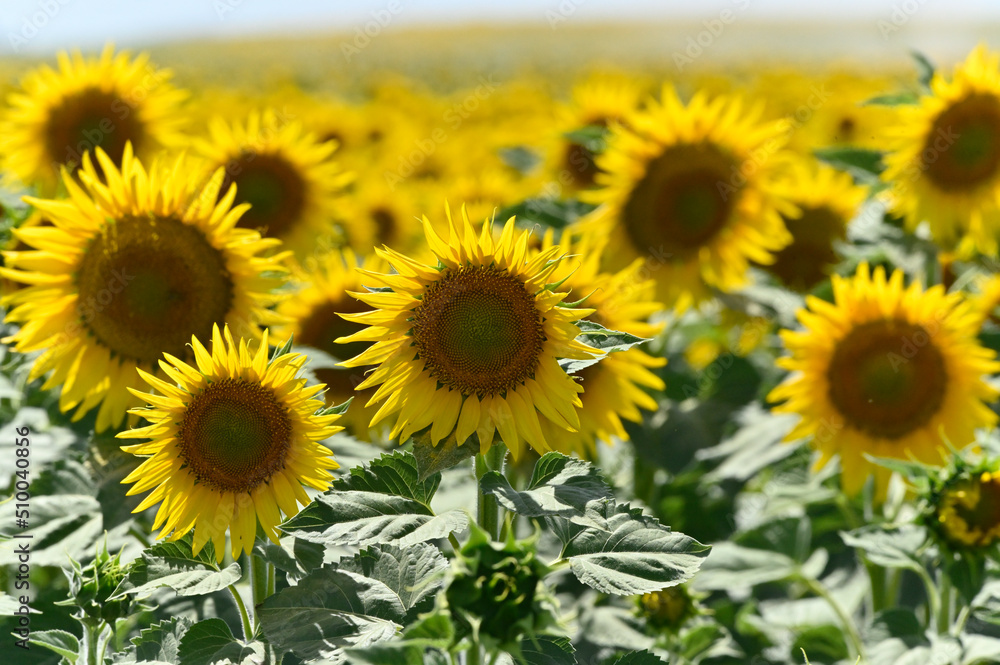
[{"left": 3, "top": 0, "right": 999, "bottom": 55}]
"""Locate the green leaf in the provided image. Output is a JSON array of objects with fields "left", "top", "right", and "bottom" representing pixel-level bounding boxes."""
[
  {"left": 111, "top": 617, "right": 191, "bottom": 664},
  {"left": 109, "top": 538, "right": 242, "bottom": 600},
  {"left": 813, "top": 146, "right": 885, "bottom": 184},
  {"left": 861, "top": 91, "right": 920, "bottom": 106},
  {"left": 177, "top": 618, "right": 266, "bottom": 665},
  {"left": 561, "top": 321, "right": 651, "bottom": 374},
  {"left": 270, "top": 333, "right": 295, "bottom": 362},
  {"left": 561, "top": 502, "right": 710, "bottom": 595},
  {"left": 791, "top": 625, "right": 849, "bottom": 664},
  {"left": 500, "top": 198, "right": 598, "bottom": 231},
  {"left": 334, "top": 450, "right": 440, "bottom": 506},
  {"left": 411, "top": 426, "right": 480, "bottom": 480},
  {"left": 317, "top": 396, "right": 353, "bottom": 417},
  {"left": 612, "top": 650, "right": 666, "bottom": 665},
  {"left": 0, "top": 494, "right": 103, "bottom": 567},
  {"left": 339, "top": 544, "right": 449, "bottom": 621},
  {"left": 511, "top": 635, "right": 576, "bottom": 665},
  {"left": 29, "top": 629, "right": 80, "bottom": 663},
  {"left": 912, "top": 49, "right": 936, "bottom": 89},
  {"left": 960, "top": 633, "right": 1000, "bottom": 665},
  {"left": 280, "top": 490, "right": 469, "bottom": 548},
  {"left": 690, "top": 542, "right": 799, "bottom": 591},
  {"left": 345, "top": 612, "right": 454, "bottom": 665},
  {"left": 499, "top": 146, "right": 541, "bottom": 174},
  {"left": 252, "top": 535, "right": 325, "bottom": 579},
  {"left": 563, "top": 124, "right": 609, "bottom": 152},
  {"left": 971, "top": 580, "right": 1000, "bottom": 626},
  {"left": 840, "top": 525, "right": 926, "bottom": 570},
  {"left": 480, "top": 452, "right": 611, "bottom": 524},
  {"left": 259, "top": 565, "right": 405, "bottom": 661},
  {"left": 700, "top": 406, "right": 800, "bottom": 482}
]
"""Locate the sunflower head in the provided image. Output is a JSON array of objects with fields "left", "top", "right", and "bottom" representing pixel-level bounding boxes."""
[
  {"left": 1, "top": 145, "right": 288, "bottom": 431},
  {"left": 0, "top": 45, "right": 186, "bottom": 193},
  {"left": 584, "top": 85, "right": 795, "bottom": 311},
  {"left": 769, "top": 262, "right": 1000, "bottom": 498},
  {"left": 337, "top": 205, "right": 599, "bottom": 461},
  {"left": 638, "top": 584, "right": 699, "bottom": 634},
  {"left": 119, "top": 325, "right": 341, "bottom": 562},
  {"left": 934, "top": 468, "right": 1000, "bottom": 550}
]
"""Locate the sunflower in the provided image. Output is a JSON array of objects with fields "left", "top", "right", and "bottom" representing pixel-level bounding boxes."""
[
  {"left": 119, "top": 325, "right": 341, "bottom": 562},
  {"left": 935, "top": 469, "right": 1000, "bottom": 549},
  {"left": 0, "top": 45, "right": 185, "bottom": 193},
  {"left": 271, "top": 249, "right": 387, "bottom": 439},
  {"left": 0, "top": 145, "right": 287, "bottom": 431},
  {"left": 769, "top": 262, "right": 1000, "bottom": 498},
  {"left": 536, "top": 230, "right": 665, "bottom": 455},
  {"left": 196, "top": 108, "right": 351, "bottom": 260},
  {"left": 882, "top": 45, "right": 1000, "bottom": 255},
  {"left": 763, "top": 160, "right": 867, "bottom": 291},
  {"left": 338, "top": 178, "right": 424, "bottom": 255},
  {"left": 583, "top": 85, "right": 794, "bottom": 311},
  {"left": 337, "top": 206, "right": 599, "bottom": 461}
]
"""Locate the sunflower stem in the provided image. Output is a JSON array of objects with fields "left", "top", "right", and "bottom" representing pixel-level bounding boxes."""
[
  {"left": 475, "top": 444, "right": 506, "bottom": 541},
  {"left": 250, "top": 554, "right": 270, "bottom": 631},
  {"left": 800, "top": 574, "right": 865, "bottom": 663},
  {"left": 229, "top": 583, "right": 253, "bottom": 641},
  {"left": 938, "top": 570, "right": 952, "bottom": 634}
]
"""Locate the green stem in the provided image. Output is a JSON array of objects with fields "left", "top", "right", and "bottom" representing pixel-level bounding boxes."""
[
  {"left": 85, "top": 620, "right": 100, "bottom": 665},
  {"left": 97, "top": 625, "right": 113, "bottom": 664},
  {"left": 953, "top": 605, "right": 971, "bottom": 636},
  {"left": 938, "top": 570, "right": 952, "bottom": 634},
  {"left": 475, "top": 444, "right": 506, "bottom": 541},
  {"left": 448, "top": 533, "right": 462, "bottom": 553},
  {"left": 801, "top": 575, "right": 865, "bottom": 663},
  {"left": 913, "top": 564, "right": 941, "bottom": 630},
  {"left": 867, "top": 560, "right": 886, "bottom": 614},
  {"left": 633, "top": 456, "right": 656, "bottom": 505},
  {"left": 466, "top": 637, "right": 482, "bottom": 665},
  {"left": 250, "top": 554, "right": 272, "bottom": 634},
  {"left": 228, "top": 584, "right": 253, "bottom": 641}
]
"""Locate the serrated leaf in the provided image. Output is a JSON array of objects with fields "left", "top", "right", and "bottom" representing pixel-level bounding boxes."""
[
  {"left": 111, "top": 617, "right": 191, "bottom": 664},
  {"left": 280, "top": 490, "right": 468, "bottom": 548},
  {"left": 612, "top": 650, "right": 666, "bottom": 665},
  {"left": 689, "top": 542, "right": 798, "bottom": 591},
  {"left": 252, "top": 535, "right": 325, "bottom": 579},
  {"left": 411, "top": 427, "right": 479, "bottom": 480},
  {"left": 0, "top": 495, "right": 103, "bottom": 567},
  {"left": 110, "top": 538, "right": 242, "bottom": 600},
  {"left": 339, "top": 544, "right": 448, "bottom": 621},
  {"left": 561, "top": 502, "right": 710, "bottom": 595},
  {"left": 259, "top": 565, "right": 404, "bottom": 662},
  {"left": 177, "top": 618, "right": 266, "bottom": 665},
  {"left": 840, "top": 525, "right": 926, "bottom": 570},
  {"left": 561, "top": 321, "right": 651, "bottom": 374},
  {"left": 480, "top": 452, "right": 611, "bottom": 524},
  {"left": 334, "top": 450, "right": 440, "bottom": 506},
  {"left": 511, "top": 635, "right": 576, "bottom": 665},
  {"left": 29, "top": 629, "right": 80, "bottom": 663}
]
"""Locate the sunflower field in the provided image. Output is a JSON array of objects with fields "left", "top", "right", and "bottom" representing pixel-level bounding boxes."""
[{"left": 4, "top": 26, "right": 1000, "bottom": 665}]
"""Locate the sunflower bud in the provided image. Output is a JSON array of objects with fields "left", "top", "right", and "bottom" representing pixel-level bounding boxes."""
[
  {"left": 637, "top": 584, "right": 698, "bottom": 633},
  {"left": 63, "top": 542, "right": 130, "bottom": 624},
  {"left": 932, "top": 467, "right": 1000, "bottom": 550}
]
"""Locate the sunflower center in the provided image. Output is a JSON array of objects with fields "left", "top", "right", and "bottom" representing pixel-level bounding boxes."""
[
  {"left": 298, "top": 297, "right": 370, "bottom": 401},
  {"left": 75, "top": 215, "right": 234, "bottom": 363},
  {"left": 371, "top": 207, "right": 397, "bottom": 246},
  {"left": 767, "top": 206, "right": 845, "bottom": 290},
  {"left": 44, "top": 87, "right": 144, "bottom": 175},
  {"left": 564, "top": 143, "right": 601, "bottom": 188},
  {"left": 177, "top": 378, "right": 292, "bottom": 493},
  {"left": 622, "top": 143, "right": 738, "bottom": 258},
  {"left": 826, "top": 319, "right": 947, "bottom": 439},
  {"left": 223, "top": 152, "right": 307, "bottom": 239},
  {"left": 411, "top": 264, "right": 545, "bottom": 396},
  {"left": 924, "top": 93, "right": 1000, "bottom": 191},
  {"left": 952, "top": 477, "right": 1000, "bottom": 538}
]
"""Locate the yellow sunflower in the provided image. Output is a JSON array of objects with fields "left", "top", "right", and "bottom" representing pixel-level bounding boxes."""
[
  {"left": 337, "top": 206, "right": 599, "bottom": 461},
  {"left": 935, "top": 469, "right": 1000, "bottom": 549},
  {"left": 119, "top": 325, "right": 341, "bottom": 562},
  {"left": 271, "top": 249, "right": 387, "bottom": 439},
  {"left": 883, "top": 45, "right": 1000, "bottom": 255},
  {"left": 537, "top": 230, "right": 665, "bottom": 455},
  {"left": 0, "top": 45, "right": 186, "bottom": 193},
  {"left": 196, "top": 108, "right": 351, "bottom": 260},
  {"left": 583, "top": 85, "right": 794, "bottom": 311},
  {"left": 763, "top": 160, "right": 868, "bottom": 291},
  {"left": 0, "top": 145, "right": 287, "bottom": 431},
  {"left": 769, "top": 262, "right": 1000, "bottom": 498}
]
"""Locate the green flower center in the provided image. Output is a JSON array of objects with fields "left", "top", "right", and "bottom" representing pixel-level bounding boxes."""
[
  {"left": 412, "top": 264, "right": 545, "bottom": 396},
  {"left": 827, "top": 319, "right": 947, "bottom": 439},
  {"left": 924, "top": 93, "right": 1000, "bottom": 192},
  {"left": 178, "top": 377, "right": 292, "bottom": 493},
  {"left": 622, "top": 142, "right": 738, "bottom": 259},
  {"left": 75, "top": 215, "right": 234, "bottom": 363},
  {"left": 223, "top": 152, "right": 307, "bottom": 239}
]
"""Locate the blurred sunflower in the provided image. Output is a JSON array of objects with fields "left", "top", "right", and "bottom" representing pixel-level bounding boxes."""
[
  {"left": 339, "top": 179, "right": 423, "bottom": 254},
  {"left": 271, "top": 249, "right": 386, "bottom": 439},
  {"left": 883, "top": 45, "right": 1000, "bottom": 254},
  {"left": 197, "top": 109, "right": 351, "bottom": 260},
  {"left": 584, "top": 85, "right": 794, "bottom": 311},
  {"left": 0, "top": 146, "right": 286, "bottom": 431},
  {"left": 763, "top": 160, "right": 867, "bottom": 291},
  {"left": 769, "top": 262, "right": 1000, "bottom": 498},
  {"left": 935, "top": 468, "right": 1000, "bottom": 550},
  {"left": 119, "top": 325, "right": 341, "bottom": 562},
  {"left": 337, "top": 206, "right": 598, "bottom": 460},
  {"left": 0, "top": 45, "right": 185, "bottom": 193},
  {"left": 537, "top": 230, "right": 665, "bottom": 455}
]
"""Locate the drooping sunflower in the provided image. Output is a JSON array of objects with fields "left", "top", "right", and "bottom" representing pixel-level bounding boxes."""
[
  {"left": 882, "top": 45, "right": 1000, "bottom": 255},
  {"left": 119, "top": 325, "right": 341, "bottom": 562},
  {"left": 0, "top": 45, "right": 186, "bottom": 193},
  {"left": 934, "top": 468, "right": 1000, "bottom": 550},
  {"left": 271, "top": 249, "right": 387, "bottom": 439},
  {"left": 763, "top": 160, "right": 868, "bottom": 291},
  {"left": 0, "top": 145, "right": 287, "bottom": 431},
  {"left": 583, "top": 85, "right": 794, "bottom": 311},
  {"left": 337, "top": 206, "right": 599, "bottom": 460},
  {"left": 769, "top": 262, "right": 1000, "bottom": 498},
  {"left": 196, "top": 109, "right": 351, "bottom": 260},
  {"left": 536, "top": 230, "right": 665, "bottom": 456}
]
